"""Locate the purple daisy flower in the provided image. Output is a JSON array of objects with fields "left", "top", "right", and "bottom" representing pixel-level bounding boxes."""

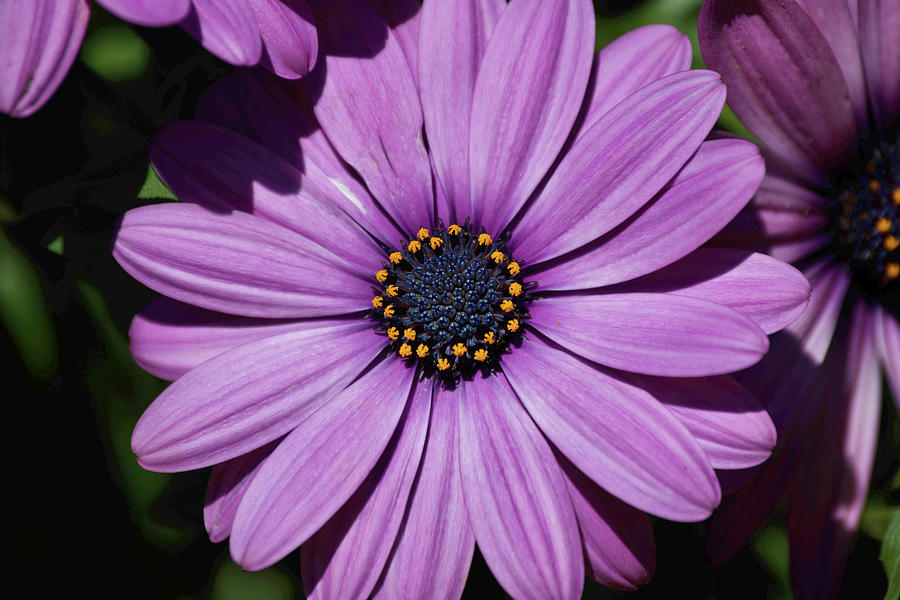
[
  {"left": 0, "top": 0, "right": 322, "bottom": 119},
  {"left": 699, "top": 0, "right": 899, "bottom": 597},
  {"left": 113, "top": 0, "right": 810, "bottom": 597}
]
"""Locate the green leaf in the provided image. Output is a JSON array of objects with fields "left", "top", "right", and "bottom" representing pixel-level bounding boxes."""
[
  {"left": 210, "top": 558, "right": 298, "bottom": 600},
  {"left": 883, "top": 513, "right": 900, "bottom": 600},
  {"left": 753, "top": 523, "right": 795, "bottom": 600},
  {"left": 138, "top": 164, "right": 177, "bottom": 201},
  {"left": 79, "top": 24, "right": 150, "bottom": 82}
]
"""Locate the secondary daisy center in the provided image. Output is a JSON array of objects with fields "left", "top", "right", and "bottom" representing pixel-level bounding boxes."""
[{"left": 371, "top": 223, "right": 529, "bottom": 384}]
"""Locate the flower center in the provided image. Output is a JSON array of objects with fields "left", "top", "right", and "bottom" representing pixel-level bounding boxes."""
[
  {"left": 829, "top": 139, "right": 900, "bottom": 291},
  {"left": 371, "top": 222, "right": 529, "bottom": 384}
]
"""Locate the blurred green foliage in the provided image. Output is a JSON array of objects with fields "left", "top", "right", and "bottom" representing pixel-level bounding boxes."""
[
  {"left": 883, "top": 514, "right": 900, "bottom": 600},
  {"left": 81, "top": 24, "right": 151, "bottom": 82}
]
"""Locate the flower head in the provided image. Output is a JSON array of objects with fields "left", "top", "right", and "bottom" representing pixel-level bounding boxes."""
[{"left": 114, "top": 1, "right": 811, "bottom": 597}]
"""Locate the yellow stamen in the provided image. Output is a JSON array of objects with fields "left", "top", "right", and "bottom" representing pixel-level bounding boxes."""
[
  {"left": 417, "top": 227, "right": 430, "bottom": 241},
  {"left": 507, "top": 261, "right": 520, "bottom": 275},
  {"left": 500, "top": 299, "right": 515, "bottom": 312},
  {"left": 507, "top": 319, "right": 520, "bottom": 332},
  {"left": 384, "top": 304, "right": 395, "bottom": 318},
  {"left": 452, "top": 343, "right": 467, "bottom": 356},
  {"left": 869, "top": 179, "right": 881, "bottom": 193},
  {"left": 448, "top": 224, "right": 461, "bottom": 235},
  {"left": 885, "top": 235, "right": 900, "bottom": 252},
  {"left": 429, "top": 237, "right": 443, "bottom": 250},
  {"left": 436, "top": 358, "right": 450, "bottom": 371},
  {"left": 875, "top": 217, "right": 892, "bottom": 233},
  {"left": 886, "top": 262, "right": 900, "bottom": 282},
  {"left": 399, "top": 343, "right": 413, "bottom": 358},
  {"left": 376, "top": 269, "right": 388, "bottom": 283},
  {"left": 387, "top": 327, "right": 399, "bottom": 341},
  {"left": 389, "top": 252, "right": 403, "bottom": 264},
  {"left": 490, "top": 250, "right": 505, "bottom": 264},
  {"left": 508, "top": 282, "right": 523, "bottom": 297},
  {"left": 473, "top": 348, "right": 488, "bottom": 362},
  {"left": 892, "top": 188, "right": 900, "bottom": 205},
  {"left": 404, "top": 328, "right": 417, "bottom": 341},
  {"left": 478, "top": 233, "right": 492, "bottom": 246},
  {"left": 408, "top": 240, "right": 422, "bottom": 253},
  {"left": 386, "top": 284, "right": 399, "bottom": 297},
  {"left": 483, "top": 331, "right": 495, "bottom": 345},
  {"left": 372, "top": 296, "right": 383, "bottom": 309},
  {"left": 416, "top": 344, "right": 429, "bottom": 358}
]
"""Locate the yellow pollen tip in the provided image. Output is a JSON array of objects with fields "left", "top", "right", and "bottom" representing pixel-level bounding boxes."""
[
  {"left": 416, "top": 344, "right": 429, "bottom": 358},
  {"left": 404, "top": 328, "right": 417, "bottom": 341},
  {"left": 875, "top": 217, "right": 892, "bottom": 234},
  {"left": 448, "top": 224, "right": 461, "bottom": 235},
  {"left": 389, "top": 252, "right": 403, "bottom": 264},
  {"left": 500, "top": 299, "right": 515, "bottom": 313},
  {"left": 885, "top": 235, "right": 900, "bottom": 252},
  {"left": 491, "top": 251, "right": 505, "bottom": 264},
  {"left": 886, "top": 262, "right": 900, "bottom": 282},
  {"left": 384, "top": 304, "right": 395, "bottom": 318},
  {"left": 417, "top": 227, "right": 430, "bottom": 240},
  {"left": 376, "top": 269, "right": 388, "bottom": 283},
  {"left": 387, "top": 327, "right": 399, "bottom": 341},
  {"left": 399, "top": 343, "right": 413, "bottom": 358},
  {"left": 429, "top": 237, "right": 443, "bottom": 250},
  {"left": 508, "top": 282, "right": 523, "bottom": 297},
  {"left": 452, "top": 343, "right": 468, "bottom": 357},
  {"left": 408, "top": 240, "right": 422, "bottom": 253},
  {"left": 507, "top": 319, "right": 520, "bottom": 332},
  {"left": 507, "top": 261, "right": 520, "bottom": 275},
  {"left": 437, "top": 358, "right": 450, "bottom": 371},
  {"left": 869, "top": 179, "right": 881, "bottom": 193},
  {"left": 386, "top": 284, "right": 399, "bottom": 297},
  {"left": 483, "top": 332, "right": 495, "bottom": 345},
  {"left": 892, "top": 188, "right": 900, "bottom": 205},
  {"left": 372, "top": 296, "right": 383, "bottom": 308},
  {"left": 478, "top": 233, "right": 492, "bottom": 246},
  {"left": 473, "top": 349, "right": 489, "bottom": 362}
]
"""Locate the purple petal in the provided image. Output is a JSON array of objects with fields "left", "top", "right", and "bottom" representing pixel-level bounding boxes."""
[
  {"left": 558, "top": 455, "right": 655, "bottom": 590},
  {"left": 859, "top": 0, "right": 900, "bottom": 126},
  {"left": 603, "top": 248, "right": 811, "bottom": 335},
  {"left": 511, "top": 71, "right": 726, "bottom": 265},
  {"left": 698, "top": 0, "right": 856, "bottom": 184},
  {"left": 301, "top": 381, "right": 431, "bottom": 600},
  {"left": 149, "top": 121, "right": 383, "bottom": 271},
  {"left": 373, "top": 386, "right": 475, "bottom": 600},
  {"left": 468, "top": 0, "right": 594, "bottom": 234},
  {"left": 627, "top": 373, "right": 775, "bottom": 470},
  {"left": 204, "top": 440, "right": 279, "bottom": 542},
  {"left": 531, "top": 138, "right": 764, "bottom": 289},
  {"left": 529, "top": 292, "right": 769, "bottom": 377},
  {"left": 458, "top": 374, "right": 584, "bottom": 600},
  {"left": 129, "top": 297, "right": 319, "bottom": 380},
  {"left": 307, "top": 0, "right": 433, "bottom": 236},
  {"left": 577, "top": 24, "right": 693, "bottom": 138},
  {"left": 180, "top": 0, "right": 262, "bottom": 66},
  {"left": 504, "top": 336, "right": 720, "bottom": 521},
  {"left": 230, "top": 359, "right": 416, "bottom": 571},
  {"left": 130, "top": 322, "right": 382, "bottom": 471},
  {"left": 366, "top": 0, "right": 422, "bottom": 82},
  {"left": 112, "top": 203, "right": 372, "bottom": 319},
  {"left": 96, "top": 0, "right": 189, "bottom": 26},
  {"left": 876, "top": 307, "right": 900, "bottom": 411},
  {"left": 0, "top": 0, "right": 89, "bottom": 118},
  {"left": 418, "top": 0, "right": 504, "bottom": 222},
  {"left": 247, "top": 0, "right": 317, "bottom": 79}
]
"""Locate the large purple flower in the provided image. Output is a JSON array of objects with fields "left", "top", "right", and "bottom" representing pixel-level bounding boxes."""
[
  {"left": 0, "top": 0, "right": 320, "bottom": 118},
  {"left": 700, "top": 0, "right": 899, "bottom": 597},
  {"left": 113, "top": 0, "right": 810, "bottom": 597}
]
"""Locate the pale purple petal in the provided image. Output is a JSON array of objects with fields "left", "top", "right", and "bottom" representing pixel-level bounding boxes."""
[
  {"left": 699, "top": 0, "right": 857, "bottom": 184},
  {"left": 301, "top": 381, "right": 431, "bottom": 600},
  {"left": 374, "top": 385, "right": 475, "bottom": 600},
  {"left": 859, "top": 0, "right": 900, "bottom": 126},
  {"left": 230, "top": 359, "right": 416, "bottom": 571},
  {"left": 603, "top": 248, "right": 811, "bottom": 335},
  {"left": 96, "top": 0, "right": 189, "bottom": 26},
  {"left": 204, "top": 440, "right": 278, "bottom": 543},
  {"left": 180, "top": 0, "right": 262, "bottom": 66},
  {"left": 308, "top": 0, "right": 433, "bottom": 235},
  {"left": 418, "top": 0, "right": 504, "bottom": 222},
  {"left": 458, "top": 374, "right": 584, "bottom": 600},
  {"left": 248, "top": 0, "right": 317, "bottom": 79},
  {"left": 627, "top": 373, "right": 775, "bottom": 470},
  {"left": 504, "top": 336, "right": 720, "bottom": 521},
  {"left": 0, "top": 0, "right": 89, "bottom": 118},
  {"left": 558, "top": 456, "right": 655, "bottom": 590},
  {"left": 468, "top": 0, "right": 594, "bottom": 234},
  {"left": 876, "top": 307, "right": 900, "bottom": 410},
  {"left": 130, "top": 322, "right": 382, "bottom": 471},
  {"left": 529, "top": 293, "right": 769, "bottom": 377},
  {"left": 366, "top": 0, "right": 422, "bottom": 81},
  {"left": 530, "top": 138, "right": 763, "bottom": 289},
  {"left": 577, "top": 24, "right": 693, "bottom": 138},
  {"left": 112, "top": 203, "right": 372, "bottom": 319},
  {"left": 511, "top": 71, "right": 726, "bottom": 265}
]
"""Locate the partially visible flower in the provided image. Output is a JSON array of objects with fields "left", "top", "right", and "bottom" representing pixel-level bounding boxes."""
[
  {"left": 0, "top": 0, "right": 319, "bottom": 118},
  {"left": 700, "top": 0, "right": 899, "bottom": 597},
  {"left": 114, "top": 0, "right": 810, "bottom": 597}
]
